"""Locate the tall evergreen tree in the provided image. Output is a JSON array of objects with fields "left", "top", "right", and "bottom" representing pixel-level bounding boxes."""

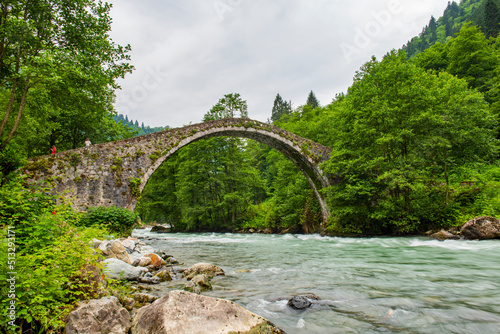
[
  {"left": 271, "top": 93, "right": 292, "bottom": 122},
  {"left": 482, "top": 0, "right": 500, "bottom": 38},
  {"left": 306, "top": 91, "right": 320, "bottom": 109},
  {"left": 428, "top": 16, "right": 438, "bottom": 43}
]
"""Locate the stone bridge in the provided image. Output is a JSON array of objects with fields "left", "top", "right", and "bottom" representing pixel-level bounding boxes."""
[{"left": 25, "top": 118, "right": 333, "bottom": 221}]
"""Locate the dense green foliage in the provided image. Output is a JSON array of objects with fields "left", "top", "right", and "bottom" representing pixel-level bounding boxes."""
[
  {"left": 414, "top": 24, "right": 500, "bottom": 118},
  {"left": 78, "top": 206, "right": 139, "bottom": 237},
  {"left": 322, "top": 51, "right": 496, "bottom": 234},
  {"left": 0, "top": 176, "right": 119, "bottom": 333},
  {"left": 0, "top": 0, "right": 134, "bottom": 160},
  {"left": 403, "top": 0, "right": 500, "bottom": 57}
]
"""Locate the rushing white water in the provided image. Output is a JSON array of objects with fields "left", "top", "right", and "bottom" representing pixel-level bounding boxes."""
[{"left": 132, "top": 229, "right": 500, "bottom": 334}]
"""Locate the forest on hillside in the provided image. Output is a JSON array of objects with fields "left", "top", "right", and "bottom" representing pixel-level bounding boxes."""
[
  {"left": 113, "top": 114, "right": 169, "bottom": 136},
  {"left": 403, "top": 0, "right": 500, "bottom": 57}
]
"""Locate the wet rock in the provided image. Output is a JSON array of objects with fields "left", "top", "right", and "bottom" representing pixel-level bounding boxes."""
[
  {"left": 144, "top": 253, "right": 166, "bottom": 269},
  {"left": 156, "top": 250, "right": 172, "bottom": 260},
  {"left": 287, "top": 294, "right": 321, "bottom": 310},
  {"left": 103, "top": 258, "right": 147, "bottom": 281},
  {"left": 184, "top": 274, "right": 212, "bottom": 294},
  {"left": 184, "top": 263, "right": 225, "bottom": 280},
  {"left": 65, "top": 296, "right": 131, "bottom": 334},
  {"left": 130, "top": 290, "right": 285, "bottom": 334},
  {"left": 430, "top": 230, "right": 459, "bottom": 241},
  {"left": 150, "top": 225, "right": 171, "bottom": 233},
  {"left": 138, "top": 257, "right": 152, "bottom": 267},
  {"left": 138, "top": 276, "right": 160, "bottom": 284},
  {"left": 134, "top": 244, "right": 156, "bottom": 256},
  {"left": 121, "top": 238, "right": 137, "bottom": 253},
  {"left": 154, "top": 269, "right": 172, "bottom": 282},
  {"left": 133, "top": 293, "right": 158, "bottom": 305},
  {"left": 461, "top": 216, "right": 500, "bottom": 240}
]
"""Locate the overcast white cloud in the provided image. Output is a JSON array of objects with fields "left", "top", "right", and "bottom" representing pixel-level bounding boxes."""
[{"left": 108, "top": 0, "right": 451, "bottom": 128}]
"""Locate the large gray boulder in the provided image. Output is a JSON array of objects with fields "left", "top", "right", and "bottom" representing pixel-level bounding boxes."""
[
  {"left": 130, "top": 290, "right": 285, "bottom": 334},
  {"left": 103, "top": 258, "right": 147, "bottom": 281},
  {"left": 65, "top": 296, "right": 131, "bottom": 334},
  {"left": 461, "top": 216, "right": 500, "bottom": 240}
]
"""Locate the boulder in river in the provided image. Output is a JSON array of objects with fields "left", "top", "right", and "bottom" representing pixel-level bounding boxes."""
[
  {"left": 184, "top": 263, "right": 225, "bottom": 280},
  {"left": 130, "top": 290, "right": 285, "bottom": 334},
  {"left": 103, "top": 258, "right": 148, "bottom": 281},
  {"left": 461, "top": 216, "right": 500, "bottom": 240},
  {"left": 154, "top": 269, "right": 172, "bottom": 282},
  {"left": 65, "top": 296, "right": 131, "bottom": 334},
  {"left": 150, "top": 225, "right": 171, "bottom": 233},
  {"left": 430, "top": 230, "right": 459, "bottom": 241},
  {"left": 287, "top": 294, "right": 322, "bottom": 310},
  {"left": 184, "top": 274, "right": 212, "bottom": 294}
]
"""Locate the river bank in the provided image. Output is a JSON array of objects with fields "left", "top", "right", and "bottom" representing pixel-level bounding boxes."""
[{"left": 64, "top": 233, "right": 286, "bottom": 333}]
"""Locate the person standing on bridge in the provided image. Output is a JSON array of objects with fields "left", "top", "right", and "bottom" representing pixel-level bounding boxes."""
[
  {"left": 85, "top": 138, "right": 91, "bottom": 147},
  {"left": 50, "top": 145, "right": 56, "bottom": 155}
]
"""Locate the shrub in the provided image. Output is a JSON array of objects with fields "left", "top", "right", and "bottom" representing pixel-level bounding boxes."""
[
  {"left": 79, "top": 206, "right": 139, "bottom": 237},
  {"left": 0, "top": 213, "right": 109, "bottom": 333}
]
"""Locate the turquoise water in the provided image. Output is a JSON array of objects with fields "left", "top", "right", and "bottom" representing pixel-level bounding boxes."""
[{"left": 132, "top": 230, "right": 500, "bottom": 333}]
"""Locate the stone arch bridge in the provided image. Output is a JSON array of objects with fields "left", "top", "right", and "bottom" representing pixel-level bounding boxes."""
[{"left": 25, "top": 118, "right": 333, "bottom": 221}]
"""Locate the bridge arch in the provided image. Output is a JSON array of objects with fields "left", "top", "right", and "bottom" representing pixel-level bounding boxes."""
[{"left": 25, "top": 118, "right": 332, "bottom": 222}]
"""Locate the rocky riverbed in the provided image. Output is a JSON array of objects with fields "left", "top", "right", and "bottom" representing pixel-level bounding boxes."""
[{"left": 64, "top": 235, "right": 287, "bottom": 334}]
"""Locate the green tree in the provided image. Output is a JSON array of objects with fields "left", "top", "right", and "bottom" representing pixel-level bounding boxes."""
[
  {"left": 414, "top": 42, "right": 448, "bottom": 72},
  {"left": 446, "top": 24, "right": 498, "bottom": 94},
  {"left": 323, "top": 50, "right": 497, "bottom": 234},
  {"left": 482, "top": 0, "right": 500, "bottom": 38},
  {"left": 203, "top": 93, "right": 248, "bottom": 121},
  {"left": 306, "top": 90, "right": 320, "bottom": 109},
  {"left": 271, "top": 93, "right": 292, "bottom": 122},
  {"left": 0, "top": 0, "right": 133, "bottom": 154}
]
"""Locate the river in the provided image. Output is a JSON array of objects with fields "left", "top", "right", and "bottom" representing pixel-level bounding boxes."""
[{"left": 132, "top": 229, "right": 500, "bottom": 334}]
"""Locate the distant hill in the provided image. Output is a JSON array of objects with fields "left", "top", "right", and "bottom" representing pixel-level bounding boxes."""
[
  {"left": 114, "top": 114, "right": 169, "bottom": 136},
  {"left": 403, "top": 0, "right": 500, "bottom": 58}
]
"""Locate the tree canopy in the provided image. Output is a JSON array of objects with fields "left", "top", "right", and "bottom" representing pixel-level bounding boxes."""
[{"left": 0, "top": 0, "right": 133, "bottom": 159}]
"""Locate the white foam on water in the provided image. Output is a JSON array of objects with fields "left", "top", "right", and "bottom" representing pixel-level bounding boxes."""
[
  {"left": 296, "top": 318, "right": 306, "bottom": 329},
  {"left": 409, "top": 239, "right": 500, "bottom": 251}
]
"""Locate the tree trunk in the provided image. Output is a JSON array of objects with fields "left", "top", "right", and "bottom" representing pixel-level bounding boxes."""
[{"left": 2, "top": 76, "right": 31, "bottom": 149}]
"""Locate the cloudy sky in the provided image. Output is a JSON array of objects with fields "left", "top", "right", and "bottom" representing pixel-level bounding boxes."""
[{"left": 107, "top": 0, "right": 451, "bottom": 128}]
